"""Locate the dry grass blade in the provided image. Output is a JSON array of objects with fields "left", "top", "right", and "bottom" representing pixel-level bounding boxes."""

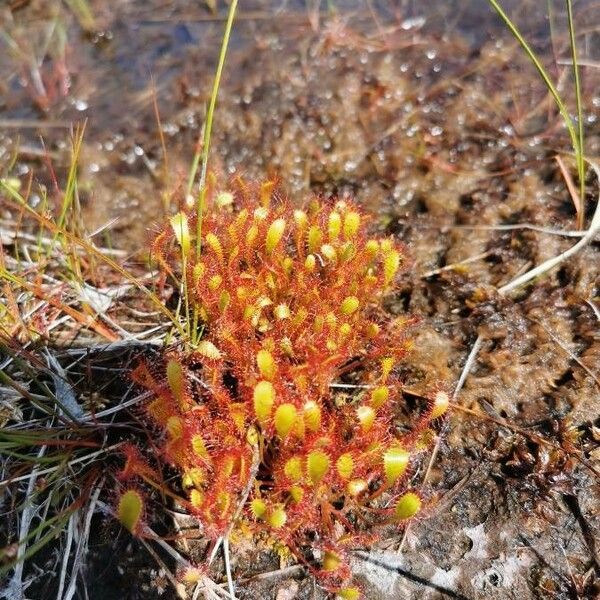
[
  {"left": 56, "top": 512, "right": 77, "bottom": 600},
  {"left": 0, "top": 445, "right": 46, "bottom": 600},
  {"left": 44, "top": 351, "right": 85, "bottom": 421},
  {"left": 0, "top": 181, "right": 183, "bottom": 337},
  {"left": 498, "top": 159, "right": 600, "bottom": 295},
  {"left": 223, "top": 537, "right": 236, "bottom": 600},
  {"left": 61, "top": 479, "right": 104, "bottom": 600},
  {"left": 555, "top": 154, "right": 583, "bottom": 228}
]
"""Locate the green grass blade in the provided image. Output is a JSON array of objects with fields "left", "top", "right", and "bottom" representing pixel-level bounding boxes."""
[
  {"left": 486, "top": 1, "right": 581, "bottom": 173},
  {"left": 0, "top": 509, "right": 76, "bottom": 576},
  {"left": 565, "top": 0, "right": 585, "bottom": 227},
  {"left": 64, "top": 0, "right": 95, "bottom": 32},
  {"left": 188, "top": 0, "right": 239, "bottom": 256}
]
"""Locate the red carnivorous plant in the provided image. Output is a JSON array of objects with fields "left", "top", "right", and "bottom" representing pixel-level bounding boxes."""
[{"left": 118, "top": 178, "right": 449, "bottom": 598}]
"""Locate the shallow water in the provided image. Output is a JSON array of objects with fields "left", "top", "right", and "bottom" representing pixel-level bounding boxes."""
[{"left": 2, "top": 0, "right": 599, "bottom": 248}]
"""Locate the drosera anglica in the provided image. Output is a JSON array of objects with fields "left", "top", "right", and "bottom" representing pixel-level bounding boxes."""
[{"left": 120, "top": 178, "right": 450, "bottom": 597}]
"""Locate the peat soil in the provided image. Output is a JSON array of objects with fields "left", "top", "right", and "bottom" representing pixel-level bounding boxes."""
[{"left": 1, "top": 1, "right": 599, "bottom": 599}]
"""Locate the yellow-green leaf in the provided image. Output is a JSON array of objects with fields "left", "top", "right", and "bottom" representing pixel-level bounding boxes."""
[
  {"left": 381, "top": 357, "right": 394, "bottom": 381},
  {"left": 346, "top": 479, "right": 367, "bottom": 496},
  {"left": 166, "top": 416, "right": 183, "bottom": 439},
  {"left": 320, "top": 244, "right": 337, "bottom": 263},
  {"left": 169, "top": 212, "right": 191, "bottom": 257},
  {"left": 284, "top": 457, "right": 303, "bottom": 482},
  {"left": 267, "top": 506, "right": 287, "bottom": 528},
  {"left": 205, "top": 232, "right": 223, "bottom": 262},
  {"left": 370, "top": 386, "right": 389, "bottom": 408},
  {"left": 336, "top": 587, "right": 361, "bottom": 600},
  {"left": 274, "top": 403, "right": 297, "bottom": 438},
  {"left": 356, "top": 405, "right": 375, "bottom": 432},
  {"left": 256, "top": 349, "right": 275, "bottom": 380},
  {"left": 395, "top": 492, "right": 421, "bottom": 520},
  {"left": 253, "top": 381, "right": 275, "bottom": 425},
  {"left": 289, "top": 485, "right": 304, "bottom": 503},
  {"left": 189, "top": 489, "right": 203, "bottom": 508},
  {"left": 250, "top": 498, "right": 267, "bottom": 519},
  {"left": 166, "top": 359, "right": 184, "bottom": 402},
  {"left": 307, "top": 450, "right": 330, "bottom": 484},
  {"left": 191, "top": 434, "right": 209, "bottom": 459},
  {"left": 197, "top": 340, "right": 222, "bottom": 360},
  {"left": 383, "top": 249, "right": 401, "bottom": 285},
  {"left": 307, "top": 225, "right": 322, "bottom": 253},
  {"left": 430, "top": 390, "right": 449, "bottom": 419},
  {"left": 328, "top": 211, "right": 342, "bottom": 240},
  {"left": 336, "top": 453, "right": 354, "bottom": 479},
  {"left": 343, "top": 211, "right": 360, "bottom": 239},
  {"left": 293, "top": 209, "right": 308, "bottom": 229},
  {"left": 340, "top": 296, "right": 359, "bottom": 316},
  {"left": 274, "top": 304, "right": 291, "bottom": 320},
  {"left": 266, "top": 218, "right": 286, "bottom": 253},
  {"left": 118, "top": 490, "right": 144, "bottom": 533},
  {"left": 383, "top": 447, "right": 410, "bottom": 486},
  {"left": 323, "top": 550, "right": 342, "bottom": 572},
  {"left": 303, "top": 401, "right": 321, "bottom": 432}
]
